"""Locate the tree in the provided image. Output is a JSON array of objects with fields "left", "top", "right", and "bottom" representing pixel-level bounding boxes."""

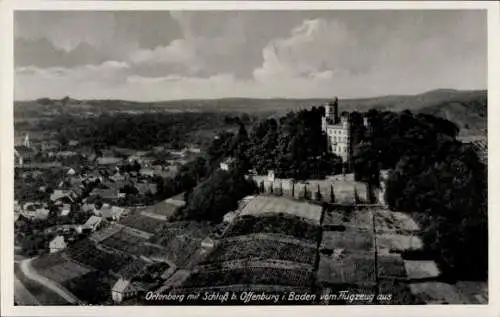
[{"left": 180, "top": 170, "right": 256, "bottom": 222}]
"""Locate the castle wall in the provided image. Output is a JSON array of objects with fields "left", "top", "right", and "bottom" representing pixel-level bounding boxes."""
[{"left": 249, "top": 176, "right": 370, "bottom": 205}]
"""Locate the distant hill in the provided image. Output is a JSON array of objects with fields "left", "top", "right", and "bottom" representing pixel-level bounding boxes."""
[{"left": 14, "top": 89, "right": 487, "bottom": 137}]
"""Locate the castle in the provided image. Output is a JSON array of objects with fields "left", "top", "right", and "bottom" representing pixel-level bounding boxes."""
[{"left": 321, "top": 97, "right": 352, "bottom": 163}]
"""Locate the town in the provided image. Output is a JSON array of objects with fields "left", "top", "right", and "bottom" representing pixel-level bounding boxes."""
[{"left": 13, "top": 97, "right": 488, "bottom": 306}]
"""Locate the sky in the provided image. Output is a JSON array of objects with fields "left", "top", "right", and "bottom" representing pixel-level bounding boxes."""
[{"left": 14, "top": 10, "right": 487, "bottom": 101}]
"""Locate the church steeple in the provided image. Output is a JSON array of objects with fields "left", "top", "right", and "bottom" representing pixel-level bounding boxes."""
[{"left": 24, "top": 133, "right": 30, "bottom": 148}]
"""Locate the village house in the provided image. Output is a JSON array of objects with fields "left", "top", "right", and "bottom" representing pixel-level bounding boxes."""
[
  {"left": 136, "top": 182, "right": 158, "bottom": 196},
  {"left": 83, "top": 215, "right": 102, "bottom": 232},
  {"left": 50, "top": 189, "right": 74, "bottom": 203},
  {"left": 82, "top": 202, "right": 96, "bottom": 213},
  {"left": 110, "top": 172, "right": 126, "bottom": 182},
  {"left": 90, "top": 187, "right": 121, "bottom": 202},
  {"left": 97, "top": 156, "right": 122, "bottom": 166},
  {"left": 68, "top": 140, "right": 79, "bottom": 147},
  {"left": 200, "top": 237, "right": 215, "bottom": 253},
  {"left": 55, "top": 150, "right": 78, "bottom": 159},
  {"left": 59, "top": 204, "right": 71, "bottom": 217},
  {"left": 49, "top": 235, "right": 67, "bottom": 253},
  {"left": 35, "top": 208, "right": 50, "bottom": 220},
  {"left": 220, "top": 157, "right": 236, "bottom": 171},
  {"left": 223, "top": 211, "right": 237, "bottom": 224},
  {"left": 40, "top": 140, "right": 60, "bottom": 152},
  {"left": 98, "top": 205, "right": 126, "bottom": 221},
  {"left": 14, "top": 200, "right": 21, "bottom": 213},
  {"left": 139, "top": 168, "right": 155, "bottom": 177},
  {"left": 111, "top": 278, "right": 138, "bottom": 303}
]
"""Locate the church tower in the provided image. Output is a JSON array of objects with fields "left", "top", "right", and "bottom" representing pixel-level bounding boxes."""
[{"left": 23, "top": 133, "right": 30, "bottom": 149}]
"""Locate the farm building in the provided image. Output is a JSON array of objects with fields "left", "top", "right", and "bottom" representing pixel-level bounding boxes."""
[{"left": 49, "top": 235, "right": 67, "bottom": 253}]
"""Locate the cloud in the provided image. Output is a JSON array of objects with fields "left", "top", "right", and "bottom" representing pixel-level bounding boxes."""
[
  {"left": 14, "top": 11, "right": 182, "bottom": 68},
  {"left": 253, "top": 18, "right": 367, "bottom": 84},
  {"left": 14, "top": 11, "right": 487, "bottom": 101}
]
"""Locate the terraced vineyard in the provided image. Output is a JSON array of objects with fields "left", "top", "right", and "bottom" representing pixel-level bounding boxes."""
[
  {"left": 224, "top": 214, "right": 321, "bottom": 242},
  {"left": 203, "top": 237, "right": 317, "bottom": 265},
  {"left": 182, "top": 267, "right": 315, "bottom": 288}
]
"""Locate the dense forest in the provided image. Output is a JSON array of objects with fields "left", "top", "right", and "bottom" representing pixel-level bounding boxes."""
[
  {"left": 353, "top": 109, "right": 487, "bottom": 281},
  {"left": 34, "top": 112, "right": 258, "bottom": 151}
]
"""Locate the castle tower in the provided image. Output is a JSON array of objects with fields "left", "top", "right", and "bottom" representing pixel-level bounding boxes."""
[
  {"left": 333, "top": 97, "right": 339, "bottom": 124},
  {"left": 322, "top": 99, "right": 352, "bottom": 166}
]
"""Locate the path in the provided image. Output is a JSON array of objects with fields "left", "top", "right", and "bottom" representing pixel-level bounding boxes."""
[
  {"left": 14, "top": 275, "right": 40, "bottom": 306},
  {"left": 19, "top": 258, "right": 81, "bottom": 304}
]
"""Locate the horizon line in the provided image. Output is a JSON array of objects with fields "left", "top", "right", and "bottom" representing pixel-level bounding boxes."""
[{"left": 13, "top": 88, "right": 487, "bottom": 104}]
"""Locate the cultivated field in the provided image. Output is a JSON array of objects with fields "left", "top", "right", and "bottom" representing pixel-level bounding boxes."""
[
  {"left": 224, "top": 213, "right": 321, "bottom": 242},
  {"left": 377, "top": 255, "right": 408, "bottom": 279},
  {"left": 238, "top": 196, "right": 322, "bottom": 225},
  {"left": 202, "top": 236, "right": 317, "bottom": 265},
  {"left": 317, "top": 250, "right": 376, "bottom": 286},
  {"left": 100, "top": 229, "right": 167, "bottom": 258},
  {"left": 374, "top": 210, "right": 420, "bottom": 233},
  {"left": 322, "top": 207, "right": 374, "bottom": 230},
  {"left": 320, "top": 229, "right": 374, "bottom": 253},
  {"left": 376, "top": 233, "right": 423, "bottom": 255},
  {"left": 119, "top": 213, "right": 166, "bottom": 235},
  {"left": 182, "top": 267, "right": 315, "bottom": 288},
  {"left": 67, "top": 240, "right": 133, "bottom": 273}
]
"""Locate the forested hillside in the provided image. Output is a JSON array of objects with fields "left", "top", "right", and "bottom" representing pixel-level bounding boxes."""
[
  {"left": 353, "top": 109, "right": 487, "bottom": 281},
  {"left": 15, "top": 89, "right": 487, "bottom": 138}
]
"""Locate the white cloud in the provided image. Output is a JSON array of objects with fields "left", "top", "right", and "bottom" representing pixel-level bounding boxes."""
[{"left": 253, "top": 18, "right": 357, "bottom": 84}]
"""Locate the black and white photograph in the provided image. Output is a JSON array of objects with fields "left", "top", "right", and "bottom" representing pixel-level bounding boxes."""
[{"left": 1, "top": 1, "right": 498, "bottom": 315}]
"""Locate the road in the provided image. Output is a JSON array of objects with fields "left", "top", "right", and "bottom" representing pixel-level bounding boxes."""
[
  {"left": 14, "top": 275, "right": 40, "bottom": 306},
  {"left": 19, "top": 258, "right": 81, "bottom": 304}
]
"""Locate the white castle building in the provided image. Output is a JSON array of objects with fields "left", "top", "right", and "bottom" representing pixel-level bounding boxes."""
[{"left": 321, "top": 97, "right": 352, "bottom": 163}]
